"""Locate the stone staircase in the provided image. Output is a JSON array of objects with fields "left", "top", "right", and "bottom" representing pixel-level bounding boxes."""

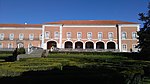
[{"left": 17, "top": 48, "right": 44, "bottom": 60}]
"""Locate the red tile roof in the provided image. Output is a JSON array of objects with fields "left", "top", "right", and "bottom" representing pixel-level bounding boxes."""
[
  {"left": 46, "top": 20, "right": 139, "bottom": 25},
  {"left": 0, "top": 24, "right": 42, "bottom": 27}
]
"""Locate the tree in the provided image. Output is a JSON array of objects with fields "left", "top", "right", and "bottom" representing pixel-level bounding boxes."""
[{"left": 137, "top": 2, "right": 150, "bottom": 53}]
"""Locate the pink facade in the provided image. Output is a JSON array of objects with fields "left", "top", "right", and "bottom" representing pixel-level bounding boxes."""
[{"left": 0, "top": 20, "right": 140, "bottom": 52}]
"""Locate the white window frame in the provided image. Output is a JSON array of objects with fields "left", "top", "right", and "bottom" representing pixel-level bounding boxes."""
[
  {"left": 0, "top": 42, "right": 3, "bottom": 48},
  {"left": 67, "top": 32, "right": 71, "bottom": 39},
  {"left": 19, "top": 33, "right": 24, "bottom": 40},
  {"left": 122, "top": 32, "right": 127, "bottom": 39},
  {"left": 122, "top": 44, "right": 127, "bottom": 52},
  {"left": 8, "top": 43, "right": 13, "bottom": 48},
  {"left": 132, "top": 44, "right": 138, "bottom": 52},
  {"left": 87, "top": 32, "right": 92, "bottom": 40},
  {"left": 54, "top": 31, "right": 59, "bottom": 39},
  {"left": 39, "top": 34, "right": 42, "bottom": 40},
  {"left": 45, "top": 31, "right": 50, "bottom": 39},
  {"left": 77, "top": 32, "right": 82, "bottom": 40},
  {"left": 0, "top": 33, "right": 4, "bottom": 40},
  {"left": 98, "top": 32, "right": 103, "bottom": 40},
  {"left": 132, "top": 32, "right": 137, "bottom": 39},
  {"left": 9, "top": 33, "right": 14, "bottom": 40},
  {"left": 108, "top": 32, "right": 113, "bottom": 41},
  {"left": 29, "top": 34, "right": 34, "bottom": 40}
]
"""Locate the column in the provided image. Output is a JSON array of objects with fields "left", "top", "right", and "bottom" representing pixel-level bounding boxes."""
[
  {"left": 118, "top": 25, "right": 122, "bottom": 52},
  {"left": 41, "top": 25, "right": 45, "bottom": 49},
  {"left": 59, "top": 25, "right": 63, "bottom": 48}
]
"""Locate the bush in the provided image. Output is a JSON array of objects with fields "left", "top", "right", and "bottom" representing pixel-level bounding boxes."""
[{"left": 17, "top": 47, "right": 26, "bottom": 54}]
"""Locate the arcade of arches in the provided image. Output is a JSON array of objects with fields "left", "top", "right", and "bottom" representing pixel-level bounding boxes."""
[{"left": 47, "top": 41, "right": 117, "bottom": 50}]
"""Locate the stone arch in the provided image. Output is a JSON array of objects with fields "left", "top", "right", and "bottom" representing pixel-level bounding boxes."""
[
  {"left": 107, "top": 42, "right": 115, "bottom": 49},
  {"left": 64, "top": 41, "right": 73, "bottom": 48},
  {"left": 96, "top": 42, "right": 104, "bottom": 49},
  {"left": 75, "top": 41, "right": 83, "bottom": 49},
  {"left": 85, "top": 41, "right": 94, "bottom": 49},
  {"left": 47, "top": 41, "right": 57, "bottom": 49}
]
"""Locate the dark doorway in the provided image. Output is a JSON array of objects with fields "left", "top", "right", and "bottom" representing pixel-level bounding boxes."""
[{"left": 47, "top": 41, "right": 57, "bottom": 49}]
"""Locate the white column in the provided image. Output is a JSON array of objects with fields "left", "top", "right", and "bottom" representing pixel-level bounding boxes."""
[
  {"left": 73, "top": 42, "right": 75, "bottom": 49},
  {"left": 118, "top": 25, "right": 122, "bottom": 52},
  {"left": 105, "top": 43, "right": 107, "bottom": 49},
  {"left": 59, "top": 25, "right": 63, "bottom": 48},
  {"left": 94, "top": 43, "right": 96, "bottom": 49},
  {"left": 41, "top": 25, "right": 45, "bottom": 49},
  {"left": 83, "top": 43, "right": 85, "bottom": 49}
]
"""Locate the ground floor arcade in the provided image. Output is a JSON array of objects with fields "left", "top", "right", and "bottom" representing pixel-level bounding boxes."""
[{"left": 45, "top": 40, "right": 118, "bottom": 50}]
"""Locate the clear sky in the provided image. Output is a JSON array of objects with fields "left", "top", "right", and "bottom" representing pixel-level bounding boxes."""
[{"left": 0, "top": 0, "right": 149, "bottom": 24}]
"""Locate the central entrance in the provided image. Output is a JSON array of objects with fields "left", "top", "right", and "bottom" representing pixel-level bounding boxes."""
[{"left": 47, "top": 41, "right": 57, "bottom": 49}]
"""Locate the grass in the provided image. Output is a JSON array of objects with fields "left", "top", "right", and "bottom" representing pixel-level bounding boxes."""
[{"left": 0, "top": 53, "right": 149, "bottom": 84}]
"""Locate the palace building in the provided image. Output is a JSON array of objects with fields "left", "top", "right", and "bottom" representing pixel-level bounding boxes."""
[{"left": 0, "top": 20, "right": 140, "bottom": 52}]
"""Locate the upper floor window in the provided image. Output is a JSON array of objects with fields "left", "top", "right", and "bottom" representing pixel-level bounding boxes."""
[
  {"left": 0, "top": 42, "right": 3, "bottom": 48},
  {"left": 77, "top": 32, "right": 82, "bottom": 39},
  {"left": 87, "top": 32, "right": 92, "bottom": 39},
  {"left": 45, "top": 31, "right": 50, "bottom": 39},
  {"left": 0, "top": 33, "right": 4, "bottom": 40},
  {"left": 29, "top": 34, "right": 34, "bottom": 40},
  {"left": 54, "top": 32, "right": 59, "bottom": 39},
  {"left": 132, "top": 32, "right": 137, "bottom": 39},
  {"left": 67, "top": 32, "right": 71, "bottom": 39},
  {"left": 122, "top": 32, "right": 127, "bottom": 39},
  {"left": 19, "top": 33, "right": 24, "bottom": 40},
  {"left": 108, "top": 32, "right": 113, "bottom": 40},
  {"left": 9, "top": 33, "right": 14, "bottom": 40},
  {"left": 98, "top": 32, "right": 102, "bottom": 40}
]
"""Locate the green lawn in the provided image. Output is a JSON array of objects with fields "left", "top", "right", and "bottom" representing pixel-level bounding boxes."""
[{"left": 0, "top": 53, "right": 149, "bottom": 84}]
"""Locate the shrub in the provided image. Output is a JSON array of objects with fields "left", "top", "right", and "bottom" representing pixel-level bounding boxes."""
[{"left": 17, "top": 47, "right": 26, "bottom": 54}]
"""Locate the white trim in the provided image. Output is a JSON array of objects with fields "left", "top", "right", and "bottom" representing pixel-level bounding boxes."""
[
  {"left": 43, "top": 24, "right": 62, "bottom": 27},
  {"left": 0, "top": 33, "right": 4, "bottom": 40},
  {"left": 132, "top": 32, "right": 137, "bottom": 40},
  {"left": 121, "top": 31, "right": 127, "bottom": 40},
  {"left": 85, "top": 40, "right": 94, "bottom": 49},
  {"left": 9, "top": 33, "right": 14, "bottom": 40},
  {"left": 45, "top": 31, "right": 50, "bottom": 39},
  {"left": 41, "top": 25, "right": 45, "bottom": 48},
  {"left": 54, "top": 31, "right": 59, "bottom": 39},
  {"left": 0, "top": 27, "right": 42, "bottom": 30},
  {"left": 98, "top": 32, "right": 103, "bottom": 41},
  {"left": 29, "top": 33, "right": 34, "bottom": 40},
  {"left": 63, "top": 40, "right": 73, "bottom": 49},
  {"left": 118, "top": 25, "right": 122, "bottom": 52},
  {"left": 108, "top": 32, "right": 114, "bottom": 41},
  {"left": 122, "top": 44, "right": 127, "bottom": 52},
  {"left": 87, "top": 32, "right": 92, "bottom": 40},
  {"left": 66, "top": 32, "right": 71, "bottom": 40},
  {"left": 119, "top": 24, "right": 140, "bottom": 27},
  {"left": 106, "top": 41, "right": 117, "bottom": 49},
  {"left": 63, "top": 25, "right": 116, "bottom": 28},
  {"left": 45, "top": 40, "right": 58, "bottom": 49},
  {"left": 19, "top": 33, "right": 24, "bottom": 40},
  {"left": 77, "top": 32, "right": 82, "bottom": 40},
  {"left": 74, "top": 41, "right": 85, "bottom": 49},
  {"left": 59, "top": 25, "right": 63, "bottom": 48},
  {"left": 95, "top": 41, "right": 105, "bottom": 49},
  {"left": 137, "top": 25, "right": 140, "bottom": 31}
]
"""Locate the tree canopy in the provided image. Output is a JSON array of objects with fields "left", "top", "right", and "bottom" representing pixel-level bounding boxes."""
[{"left": 137, "top": 2, "right": 150, "bottom": 53}]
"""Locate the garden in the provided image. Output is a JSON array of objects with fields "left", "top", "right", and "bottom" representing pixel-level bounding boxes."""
[{"left": 0, "top": 51, "right": 150, "bottom": 84}]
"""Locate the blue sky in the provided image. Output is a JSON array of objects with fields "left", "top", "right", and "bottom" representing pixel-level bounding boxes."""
[{"left": 0, "top": 0, "right": 149, "bottom": 24}]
